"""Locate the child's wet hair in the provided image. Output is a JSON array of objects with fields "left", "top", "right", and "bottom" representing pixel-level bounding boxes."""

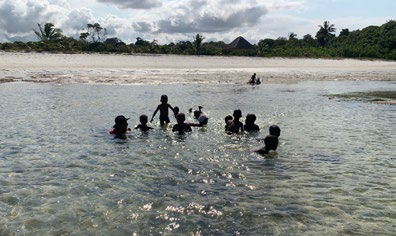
[
  {"left": 233, "top": 109, "right": 242, "bottom": 118},
  {"left": 193, "top": 110, "right": 201, "bottom": 119},
  {"left": 245, "top": 113, "right": 256, "bottom": 123},
  {"left": 140, "top": 114, "right": 148, "bottom": 123},
  {"left": 269, "top": 125, "right": 281, "bottom": 137},
  {"left": 160, "top": 95, "right": 168, "bottom": 103},
  {"left": 225, "top": 115, "right": 232, "bottom": 122},
  {"left": 176, "top": 113, "right": 186, "bottom": 123},
  {"left": 114, "top": 115, "right": 129, "bottom": 129},
  {"left": 264, "top": 135, "right": 279, "bottom": 151}
]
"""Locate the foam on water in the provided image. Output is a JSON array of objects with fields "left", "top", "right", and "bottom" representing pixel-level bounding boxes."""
[{"left": 0, "top": 81, "right": 395, "bottom": 235}]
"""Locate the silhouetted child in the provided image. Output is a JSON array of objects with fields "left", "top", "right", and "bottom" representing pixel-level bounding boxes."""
[
  {"left": 109, "top": 115, "right": 131, "bottom": 139},
  {"left": 135, "top": 115, "right": 153, "bottom": 132},
  {"left": 173, "top": 106, "right": 180, "bottom": 118},
  {"left": 249, "top": 73, "right": 256, "bottom": 84},
  {"left": 224, "top": 115, "right": 233, "bottom": 131},
  {"left": 189, "top": 106, "right": 203, "bottom": 119},
  {"left": 172, "top": 113, "right": 192, "bottom": 134},
  {"left": 255, "top": 135, "right": 279, "bottom": 155},
  {"left": 226, "top": 109, "right": 244, "bottom": 134},
  {"left": 269, "top": 125, "right": 281, "bottom": 137},
  {"left": 244, "top": 113, "right": 260, "bottom": 131},
  {"left": 150, "top": 95, "right": 175, "bottom": 125}
]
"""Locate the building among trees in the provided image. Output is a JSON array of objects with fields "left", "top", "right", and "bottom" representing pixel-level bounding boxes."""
[{"left": 224, "top": 36, "right": 256, "bottom": 51}]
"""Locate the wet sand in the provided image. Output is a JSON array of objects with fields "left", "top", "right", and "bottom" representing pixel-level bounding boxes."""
[{"left": 1, "top": 52, "right": 396, "bottom": 84}]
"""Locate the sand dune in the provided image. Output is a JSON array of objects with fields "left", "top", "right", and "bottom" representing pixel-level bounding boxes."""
[{"left": 1, "top": 52, "right": 395, "bottom": 84}]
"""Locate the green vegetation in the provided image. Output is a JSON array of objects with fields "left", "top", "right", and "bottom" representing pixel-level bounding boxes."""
[
  {"left": 327, "top": 91, "right": 396, "bottom": 104},
  {"left": 1, "top": 20, "right": 395, "bottom": 60},
  {"left": 33, "top": 23, "right": 63, "bottom": 42}
]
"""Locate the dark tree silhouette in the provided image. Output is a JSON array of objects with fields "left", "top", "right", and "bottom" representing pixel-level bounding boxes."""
[
  {"left": 316, "top": 21, "right": 336, "bottom": 46},
  {"left": 33, "top": 23, "right": 63, "bottom": 41},
  {"left": 80, "top": 23, "right": 107, "bottom": 43},
  {"left": 193, "top": 34, "right": 205, "bottom": 55},
  {"left": 339, "top": 29, "right": 350, "bottom": 37}
]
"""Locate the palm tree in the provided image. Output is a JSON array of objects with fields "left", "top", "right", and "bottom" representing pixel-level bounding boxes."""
[
  {"left": 148, "top": 40, "right": 158, "bottom": 53},
  {"left": 193, "top": 34, "right": 205, "bottom": 55},
  {"left": 288, "top": 32, "right": 297, "bottom": 41},
  {"left": 316, "top": 21, "right": 336, "bottom": 46},
  {"left": 33, "top": 23, "right": 63, "bottom": 41}
]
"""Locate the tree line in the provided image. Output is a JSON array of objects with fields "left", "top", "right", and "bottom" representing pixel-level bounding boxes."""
[{"left": 1, "top": 20, "right": 395, "bottom": 60}]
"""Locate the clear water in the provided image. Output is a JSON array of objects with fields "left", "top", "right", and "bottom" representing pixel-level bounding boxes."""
[{"left": 0, "top": 81, "right": 395, "bottom": 235}]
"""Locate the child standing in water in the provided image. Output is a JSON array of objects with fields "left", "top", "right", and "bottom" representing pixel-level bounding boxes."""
[
  {"left": 226, "top": 109, "right": 244, "bottom": 134},
  {"left": 135, "top": 115, "right": 153, "bottom": 132},
  {"left": 150, "top": 95, "right": 175, "bottom": 125},
  {"left": 109, "top": 115, "right": 131, "bottom": 139},
  {"left": 224, "top": 115, "right": 233, "bottom": 131},
  {"left": 255, "top": 135, "right": 279, "bottom": 155},
  {"left": 269, "top": 125, "right": 281, "bottom": 137},
  {"left": 172, "top": 113, "right": 192, "bottom": 134},
  {"left": 244, "top": 113, "right": 260, "bottom": 131}
]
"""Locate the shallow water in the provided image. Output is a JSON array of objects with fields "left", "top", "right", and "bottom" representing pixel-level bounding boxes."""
[{"left": 0, "top": 81, "right": 395, "bottom": 235}]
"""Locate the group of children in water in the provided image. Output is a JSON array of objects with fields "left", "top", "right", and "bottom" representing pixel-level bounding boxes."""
[{"left": 109, "top": 94, "right": 281, "bottom": 155}]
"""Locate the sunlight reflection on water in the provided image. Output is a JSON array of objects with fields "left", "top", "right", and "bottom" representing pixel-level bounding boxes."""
[{"left": 0, "top": 81, "right": 395, "bottom": 235}]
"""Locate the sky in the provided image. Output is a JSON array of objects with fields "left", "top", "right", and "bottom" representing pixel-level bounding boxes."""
[{"left": 0, "top": 0, "right": 395, "bottom": 44}]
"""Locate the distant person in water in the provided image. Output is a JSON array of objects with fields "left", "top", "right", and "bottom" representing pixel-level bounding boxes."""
[
  {"left": 244, "top": 113, "right": 260, "bottom": 131},
  {"left": 226, "top": 109, "right": 244, "bottom": 134},
  {"left": 109, "top": 115, "right": 131, "bottom": 139},
  {"left": 135, "top": 115, "right": 153, "bottom": 132},
  {"left": 224, "top": 115, "right": 233, "bottom": 131},
  {"left": 269, "top": 125, "right": 281, "bottom": 137},
  {"left": 150, "top": 95, "right": 175, "bottom": 125},
  {"left": 256, "top": 78, "right": 261, "bottom": 85},
  {"left": 249, "top": 73, "right": 256, "bottom": 84},
  {"left": 255, "top": 135, "right": 279, "bottom": 155},
  {"left": 172, "top": 113, "right": 192, "bottom": 134},
  {"left": 189, "top": 106, "right": 203, "bottom": 119}
]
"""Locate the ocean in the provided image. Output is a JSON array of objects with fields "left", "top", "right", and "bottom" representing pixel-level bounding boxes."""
[{"left": 0, "top": 81, "right": 395, "bottom": 235}]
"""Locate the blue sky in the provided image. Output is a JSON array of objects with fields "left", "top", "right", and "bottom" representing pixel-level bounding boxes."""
[{"left": 0, "top": 0, "right": 394, "bottom": 43}]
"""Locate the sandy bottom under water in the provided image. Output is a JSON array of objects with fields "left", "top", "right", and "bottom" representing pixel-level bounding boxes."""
[{"left": 0, "top": 80, "right": 395, "bottom": 235}]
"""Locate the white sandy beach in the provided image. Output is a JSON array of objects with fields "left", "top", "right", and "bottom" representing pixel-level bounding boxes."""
[{"left": 0, "top": 52, "right": 395, "bottom": 84}]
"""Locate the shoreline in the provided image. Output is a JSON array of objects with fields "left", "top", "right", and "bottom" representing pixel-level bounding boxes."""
[{"left": 1, "top": 52, "right": 396, "bottom": 84}]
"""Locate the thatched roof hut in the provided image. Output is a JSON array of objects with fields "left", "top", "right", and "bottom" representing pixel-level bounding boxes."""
[{"left": 224, "top": 36, "right": 255, "bottom": 50}]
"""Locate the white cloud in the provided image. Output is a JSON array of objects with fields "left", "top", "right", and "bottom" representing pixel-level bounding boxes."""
[
  {"left": 96, "top": 0, "right": 162, "bottom": 9},
  {"left": 0, "top": 0, "right": 64, "bottom": 41},
  {"left": 0, "top": 0, "right": 391, "bottom": 44},
  {"left": 61, "top": 8, "right": 95, "bottom": 38}
]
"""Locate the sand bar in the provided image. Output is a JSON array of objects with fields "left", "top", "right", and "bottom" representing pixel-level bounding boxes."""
[{"left": 1, "top": 52, "right": 395, "bottom": 84}]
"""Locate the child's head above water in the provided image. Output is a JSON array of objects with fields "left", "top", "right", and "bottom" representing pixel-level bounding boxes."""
[
  {"left": 113, "top": 115, "right": 129, "bottom": 135},
  {"left": 174, "top": 106, "right": 179, "bottom": 115},
  {"left": 160, "top": 95, "right": 168, "bottom": 103},
  {"left": 264, "top": 135, "right": 279, "bottom": 151},
  {"left": 176, "top": 113, "right": 186, "bottom": 124},
  {"left": 225, "top": 115, "right": 232, "bottom": 123},
  {"left": 140, "top": 115, "right": 148, "bottom": 125},
  {"left": 193, "top": 110, "right": 201, "bottom": 119},
  {"left": 114, "top": 115, "right": 128, "bottom": 127},
  {"left": 269, "top": 125, "right": 281, "bottom": 137},
  {"left": 233, "top": 109, "right": 242, "bottom": 119},
  {"left": 245, "top": 113, "right": 256, "bottom": 124}
]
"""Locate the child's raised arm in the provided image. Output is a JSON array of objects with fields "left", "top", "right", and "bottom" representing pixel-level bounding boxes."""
[
  {"left": 168, "top": 104, "right": 175, "bottom": 114},
  {"left": 150, "top": 106, "right": 160, "bottom": 123}
]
